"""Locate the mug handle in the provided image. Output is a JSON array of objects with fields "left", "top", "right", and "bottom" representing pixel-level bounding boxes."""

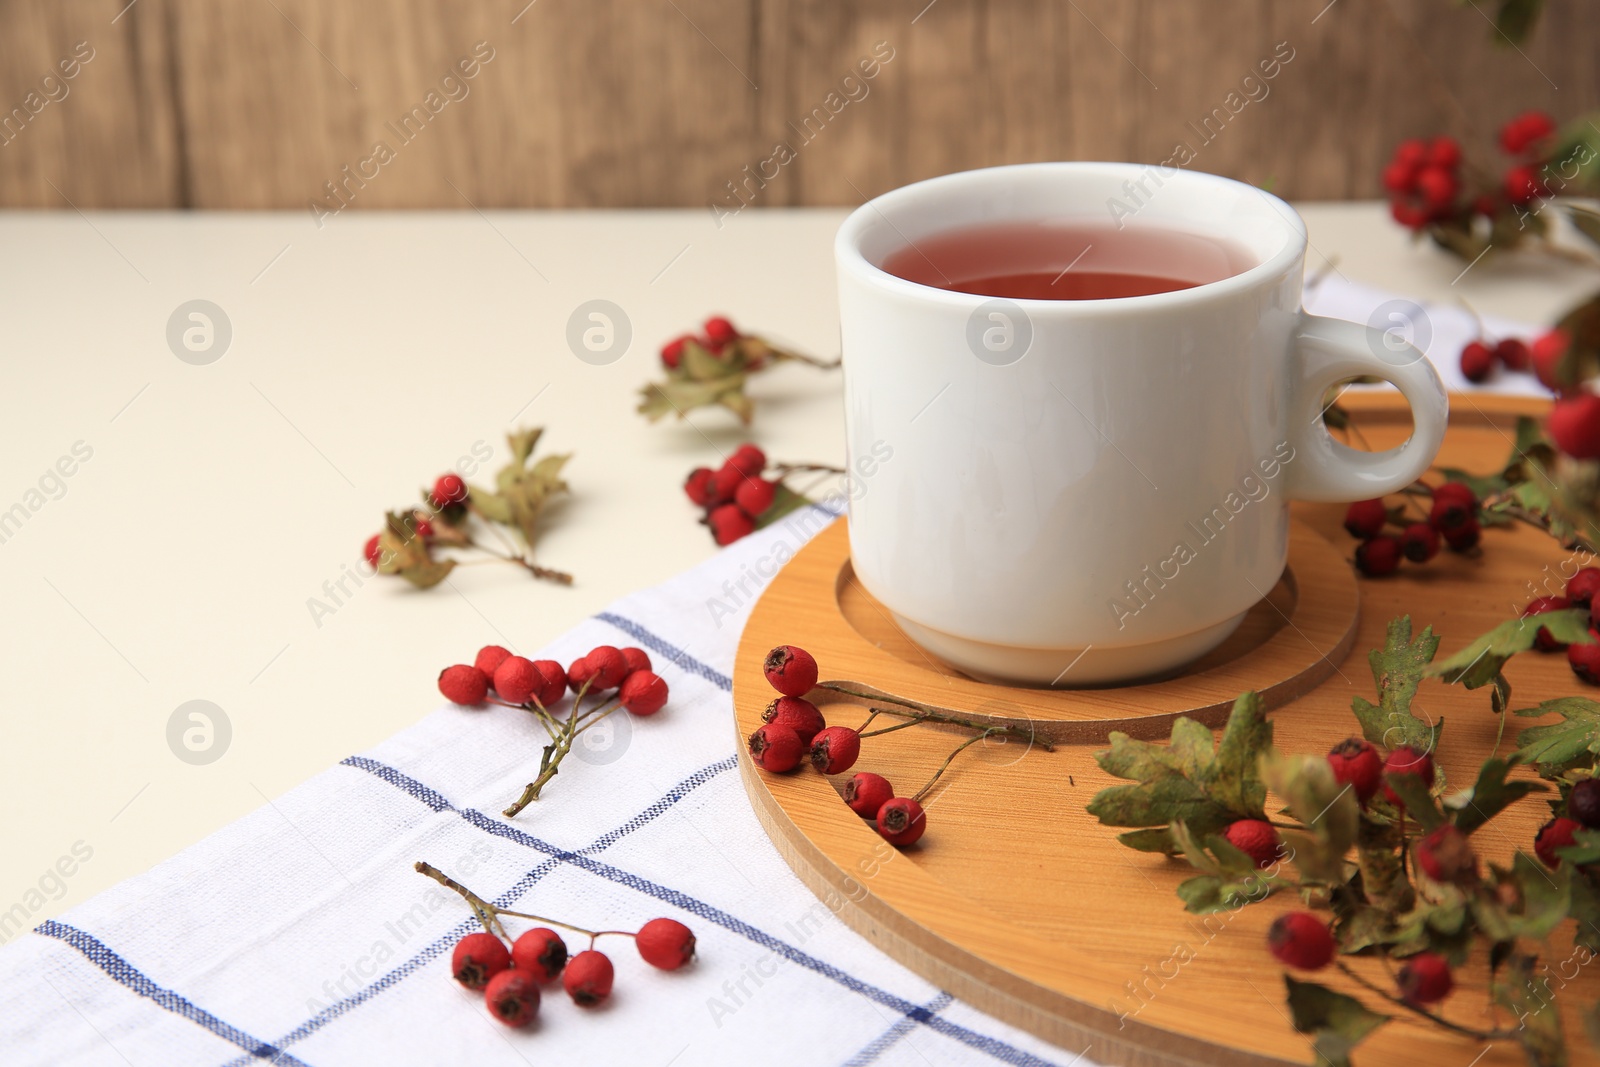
[{"left": 1282, "top": 312, "right": 1450, "bottom": 502}]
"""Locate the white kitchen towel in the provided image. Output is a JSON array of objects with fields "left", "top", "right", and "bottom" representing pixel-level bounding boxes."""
[{"left": 0, "top": 274, "right": 1543, "bottom": 1067}]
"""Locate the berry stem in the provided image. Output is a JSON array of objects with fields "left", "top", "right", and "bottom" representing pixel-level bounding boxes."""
[
  {"left": 912, "top": 728, "right": 1002, "bottom": 804},
  {"left": 770, "top": 462, "right": 847, "bottom": 476},
  {"left": 1332, "top": 961, "right": 1511, "bottom": 1041},
  {"left": 504, "top": 681, "right": 614, "bottom": 816},
  {"left": 414, "top": 860, "right": 635, "bottom": 941},
  {"left": 815, "top": 684, "right": 1052, "bottom": 750}
]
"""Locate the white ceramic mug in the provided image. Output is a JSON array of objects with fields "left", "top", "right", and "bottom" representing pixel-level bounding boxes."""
[{"left": 835, "top": 162, "right": 1447, "bottom": 686}]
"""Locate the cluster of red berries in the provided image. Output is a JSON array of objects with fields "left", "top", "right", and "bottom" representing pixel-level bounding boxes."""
[
  {"left": 1517, "top": 567, "right": 1600, "bottom": 684},
  {"left": 1533, "top": 776, "right": 1600, "bottom": 872},
  {"left": 660, "top": 315, "right": 746, "bottom": 370},
  {"left": 1268, "top": 912, "right": 1455, "bottom": 1005},
  {"left": 361, "top": 473, "right": 462, "bottom": 567},
  {"left": 1342, "top": 482, "right": 1480, "bottom": 576},
  {"left": 1383, "top": 111, "right": 1556, "bottom": 230},
  {"left": 745, "top": 645, "right": 928, "bottom": 847},
  {"left": 1456, "top": 329, "right": 1570, "bottom": 389},
  {"left": 438, "top": 643, "right": 669, "bottom": 716},
  {"left": 451, "top": 916, "right": 695, "bottom": 1028},
  {"left": 684, "top": 443, "right": 779, "bottom": 546}
]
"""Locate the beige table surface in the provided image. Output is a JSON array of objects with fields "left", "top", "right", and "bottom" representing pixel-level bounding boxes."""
[{"left": 0, "top": 202, "right": 1595, "bottom": 939}]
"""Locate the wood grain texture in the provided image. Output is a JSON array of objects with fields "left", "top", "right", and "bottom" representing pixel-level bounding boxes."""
[
  {"left": 733, "top": 393, "right": 1600, "bottom": 1065},
  {"left": 0, "top": 1, "right": 1592, "bottom": 210}
]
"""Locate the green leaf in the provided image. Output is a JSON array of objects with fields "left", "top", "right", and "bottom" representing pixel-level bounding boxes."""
[
  {"left": 1206, "top": 692, "right": 1272, "bottom": 815},
  {"left": 1446, "top": 757, "right": 1547, "bottom": 834},
  {"left": 1509, "top": 852, "right": 1573, "bottom": 940},
  {"left": 1514, "top": 698, "right": 1600, "bottom": 771},
  {"left": 1494, "top": 954, "right": 1568, "bottom": 1067},
  {"left": 1435, "top": 466, "right": 1508, "bottom": 500},
  {"left": 1114, "top": 827, "right": 1174, "bottom": 853},
  {"left": 1483, "top": 0, "right": 1544, "bottom": 45},
  {"left": 1432, "top": 610, "right": 1595, "bottom": 689},
  {"left": 753, "top": 482, "right": 813, "bottom": 529},
  {"left": 636, "top": 376, "right": 748, "bottom": 422},
  {"left": 1568, "top": 204, "right": 1600, "bottom": 251},
  {"left": 1174, "top": 871, "right": 1282, "bottom": 914},
  {"left": 468, "top": 485, "right": 513, "bottom": 524},
  {"left": 1260, "top": 752, "right": 1359, "bottom": 885},
  {"left": 1352, "top": 617, "right": 1442, "bottom": 751},
  {"left": 1283, "top": 976, "right": 1389, "bottom": 1067},
  {"left": 1384, "top": 770, "right": 1446, "bottom": 831},
  {"left": 505, "top": 426, "right": 543, "bottom": 468},
  {"left": 1561, "top": 828, "right": 1600, "bottom": 867}
]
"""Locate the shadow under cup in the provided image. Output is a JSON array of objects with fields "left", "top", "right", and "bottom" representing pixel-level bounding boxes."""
[{"left": 835, "top": 162, "right": 1360, "bottom": 688}]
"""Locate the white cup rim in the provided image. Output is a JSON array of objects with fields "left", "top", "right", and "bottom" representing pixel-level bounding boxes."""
[{"left": 835, "top": 161, "right": 1308, "bottom": 312}]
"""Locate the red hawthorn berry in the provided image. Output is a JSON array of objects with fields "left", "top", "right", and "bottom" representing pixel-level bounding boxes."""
[
  {"left": 748, "top": 723, "right": 804, "bottom": 772},
  {"left": 1355, "top": 536, "right": 1402, "bottom": 577},
  {"left": 1536, "top": 816, "right": 1582, "bottom": 867},
  {"left": 620, "top": 646, "right": 652, "bottom": 675},
  {"left": 1505, "top": 163, "right": 1547, "bottom": 205},
  {"left": 1382, "top": 160, "right": 1419, "bottom": 195},
  {"left": 1442, "top": 518, "right": 1481, "bottom": 552},
  {"left": 492, "top": 656, "right": 542, "bottom": 705},
  {"left": 809, "top": 726, "right": 861, "bottom": 775},
  {"left": 414, "top": 518, "right": 434, "bottom": 539},
  {"left": 1327, "top": 738, "right": 1384, "bottom": 804},
  {"left": 708, "top": 503, "right": 756, "bottom": 546},
  {"left": 844, "top": 772, "right": 895, "bottom": 818},
  {"left": 1383, "top": 745, "right": 1435, "bottom": 807},
  {"left": 364, "top": 535, "right": 382, "bottom": 567},
  {"left": 1427, "top": 135, "right": 1462, "bottom": 169},
  {"left": 728, "top": 443, "right": 767, "bottom": 477},
  {"left": 1416, "top": 165, "right": 1458, "bottom": 211},
  {"left": 1532, "top": 329, "right": 1571, "bottom": 391},
  {"left": 452, "top": 932, "right": 511, "bottom": 990},
  {"left": 1548, "top": 393, "right": 1600, "bottom": 459},
  {"left": 1523, "top": 595, "right": 1574, "bottom": 652},
  {"left": 1390, "top": 200, "right": 1429, "bottom": 230},
  {"left": 661, "top": 334, "right": 694, "bottom": 370},
  {"left": 1495, "top": 337, "right": 1531, "bottom": 372},
  {"left": 1569, "top": 633, "right": 1600, "bottom": 685},
  {"left": 1394, "top": 138, "right": 1428, "bottom": 168},
  {"left": 567, "top": 656, "right": 597, "bottom": 693},
  {"left": 1501, "top": 110, "right": 1555, "bottom": 155},
  {"left": 1415, "top": 824, "right": 1477, "bottom": 883},
  {"left": 619, "top": 670, "right": 669, "bottom": 715},
  {"left": 764, "top": 645, "right": 820, "bottom": 696},
  {"left": 1569, "top": 778, "right": 1600, "bottom": 828},
  {"left": 710, "top": 464, "right": 746, "bottom": 501},
  {"left": 432, "top": 473, "right": 468, "bottom": 508},
  {"left": 563, "top": 949, "right": 614, "bottom": 1007},
  {"left": 1398, "top": 952, "right": 1453, "bottom": 1005},
  {"left": 1266, "top": 912, "right": 1335, "bottom": 971},
  {"left": 1222, "top": 819, "right": 1281, "bottom": 869},
  {"left": 438, "top": 665, "right": 490, "bottom": 706},
  {"left": 684, "top": 467, "right": 715, "bottom": 506},
  {"left": 734, "top": 478, "right": 777, "bottom": 517},
  {"left": 475, "top": 645, "right": 513, "bottom": 683},
  {"left": 1568, "top": 568, "right": 1600, "bottom": 607},
  {"left": 636, "top": 918, "right": 696, "bottom": 970},
  {"left": 483, "top": 969, "right": 540, "bottom": 1027},
  {"left": 1459, "top": 340, "right": 1494, "bottom": 383},
  {"left": 1343, "top": 499, "right": 1388, "bottom": 539},
  {"left": 762, "top": 696, "right": 826, "bottom": 746},
  {"left": 586, "top": 645, "right": 629, "bottom": 690},
  {"left": 1399, "top": 523, "right": 1439, "bottom": 563},
  {"left": 511, "top": 927, "right": 568, "bottom": 981},
  {"left": 876, "top": 797, "right": 927, "bottom": 846},
  {"left": 532, "top": 659, "right": 569, "bottom": 708},
  {"left": 703, "top": 315, "right": 739, "bottom": 345},
  {"left": 1429, "top": 483, "right": 1477, "bottom": 530}
]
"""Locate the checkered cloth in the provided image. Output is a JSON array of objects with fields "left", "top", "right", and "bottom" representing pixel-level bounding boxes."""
[{"left": 0, "top": 502, "right": 1085, "bottom": 1067}]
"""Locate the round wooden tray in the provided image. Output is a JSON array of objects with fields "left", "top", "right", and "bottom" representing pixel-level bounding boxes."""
[{"left": 733, "top": 393, "right": 1600, "bottom": 1067}]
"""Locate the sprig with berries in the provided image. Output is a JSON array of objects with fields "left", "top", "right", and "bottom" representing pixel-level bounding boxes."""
[
  {"left": 437, "top": 643, "right": 670, "bottom": 814},
  {"left": 682, "top": 442, "right": 842, "bottom": 545},
  {"left": 746, "top": 645, "right": 1052, "bottom": 847},
  {"left": 418, "top": 860, "right": 695, "bottom": 1029},
  {"left": 364, "top": 427, "right": 573, "bottom": 589},
  {"left": 1383, "top": 111, "right": 1600, "bottom": 266},
  {"left": 638, "top": 315, "right": 839, "bottom": 425},
  {"left": 1087, "top": 613, "right": 1600, "bottom": 1066}
]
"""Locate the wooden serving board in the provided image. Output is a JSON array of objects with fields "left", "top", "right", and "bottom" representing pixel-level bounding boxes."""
[{"left": 732, "top": 393, "right": 1600, "bottom": 1067}]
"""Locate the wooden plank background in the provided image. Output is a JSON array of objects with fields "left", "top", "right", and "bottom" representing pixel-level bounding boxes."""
[{"left": 0, "top": 0, "right": 1591, "bottom": 212}]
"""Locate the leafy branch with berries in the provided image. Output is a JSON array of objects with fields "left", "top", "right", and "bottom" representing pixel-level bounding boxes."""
[
  {"left": 681, "top": 441, "right": 842, "bottom": 545},
  {"left": 639, "top": 315, "right": 839, "bottom": 425},
  {"left": 746, "top": 645, "right": 1053, "bottom": 847},
  {"left": 420, "top": 860, "right": 695, "bottom": 1029},
  {"left": 436, "top": 642, "right": 670, "bottom": 814},
  {"left": 1087, "top": 609, "right": 1600, "bottom": 1066},
  {"left": 364, "top": 427, "right": 573, "bottom": 590}
]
